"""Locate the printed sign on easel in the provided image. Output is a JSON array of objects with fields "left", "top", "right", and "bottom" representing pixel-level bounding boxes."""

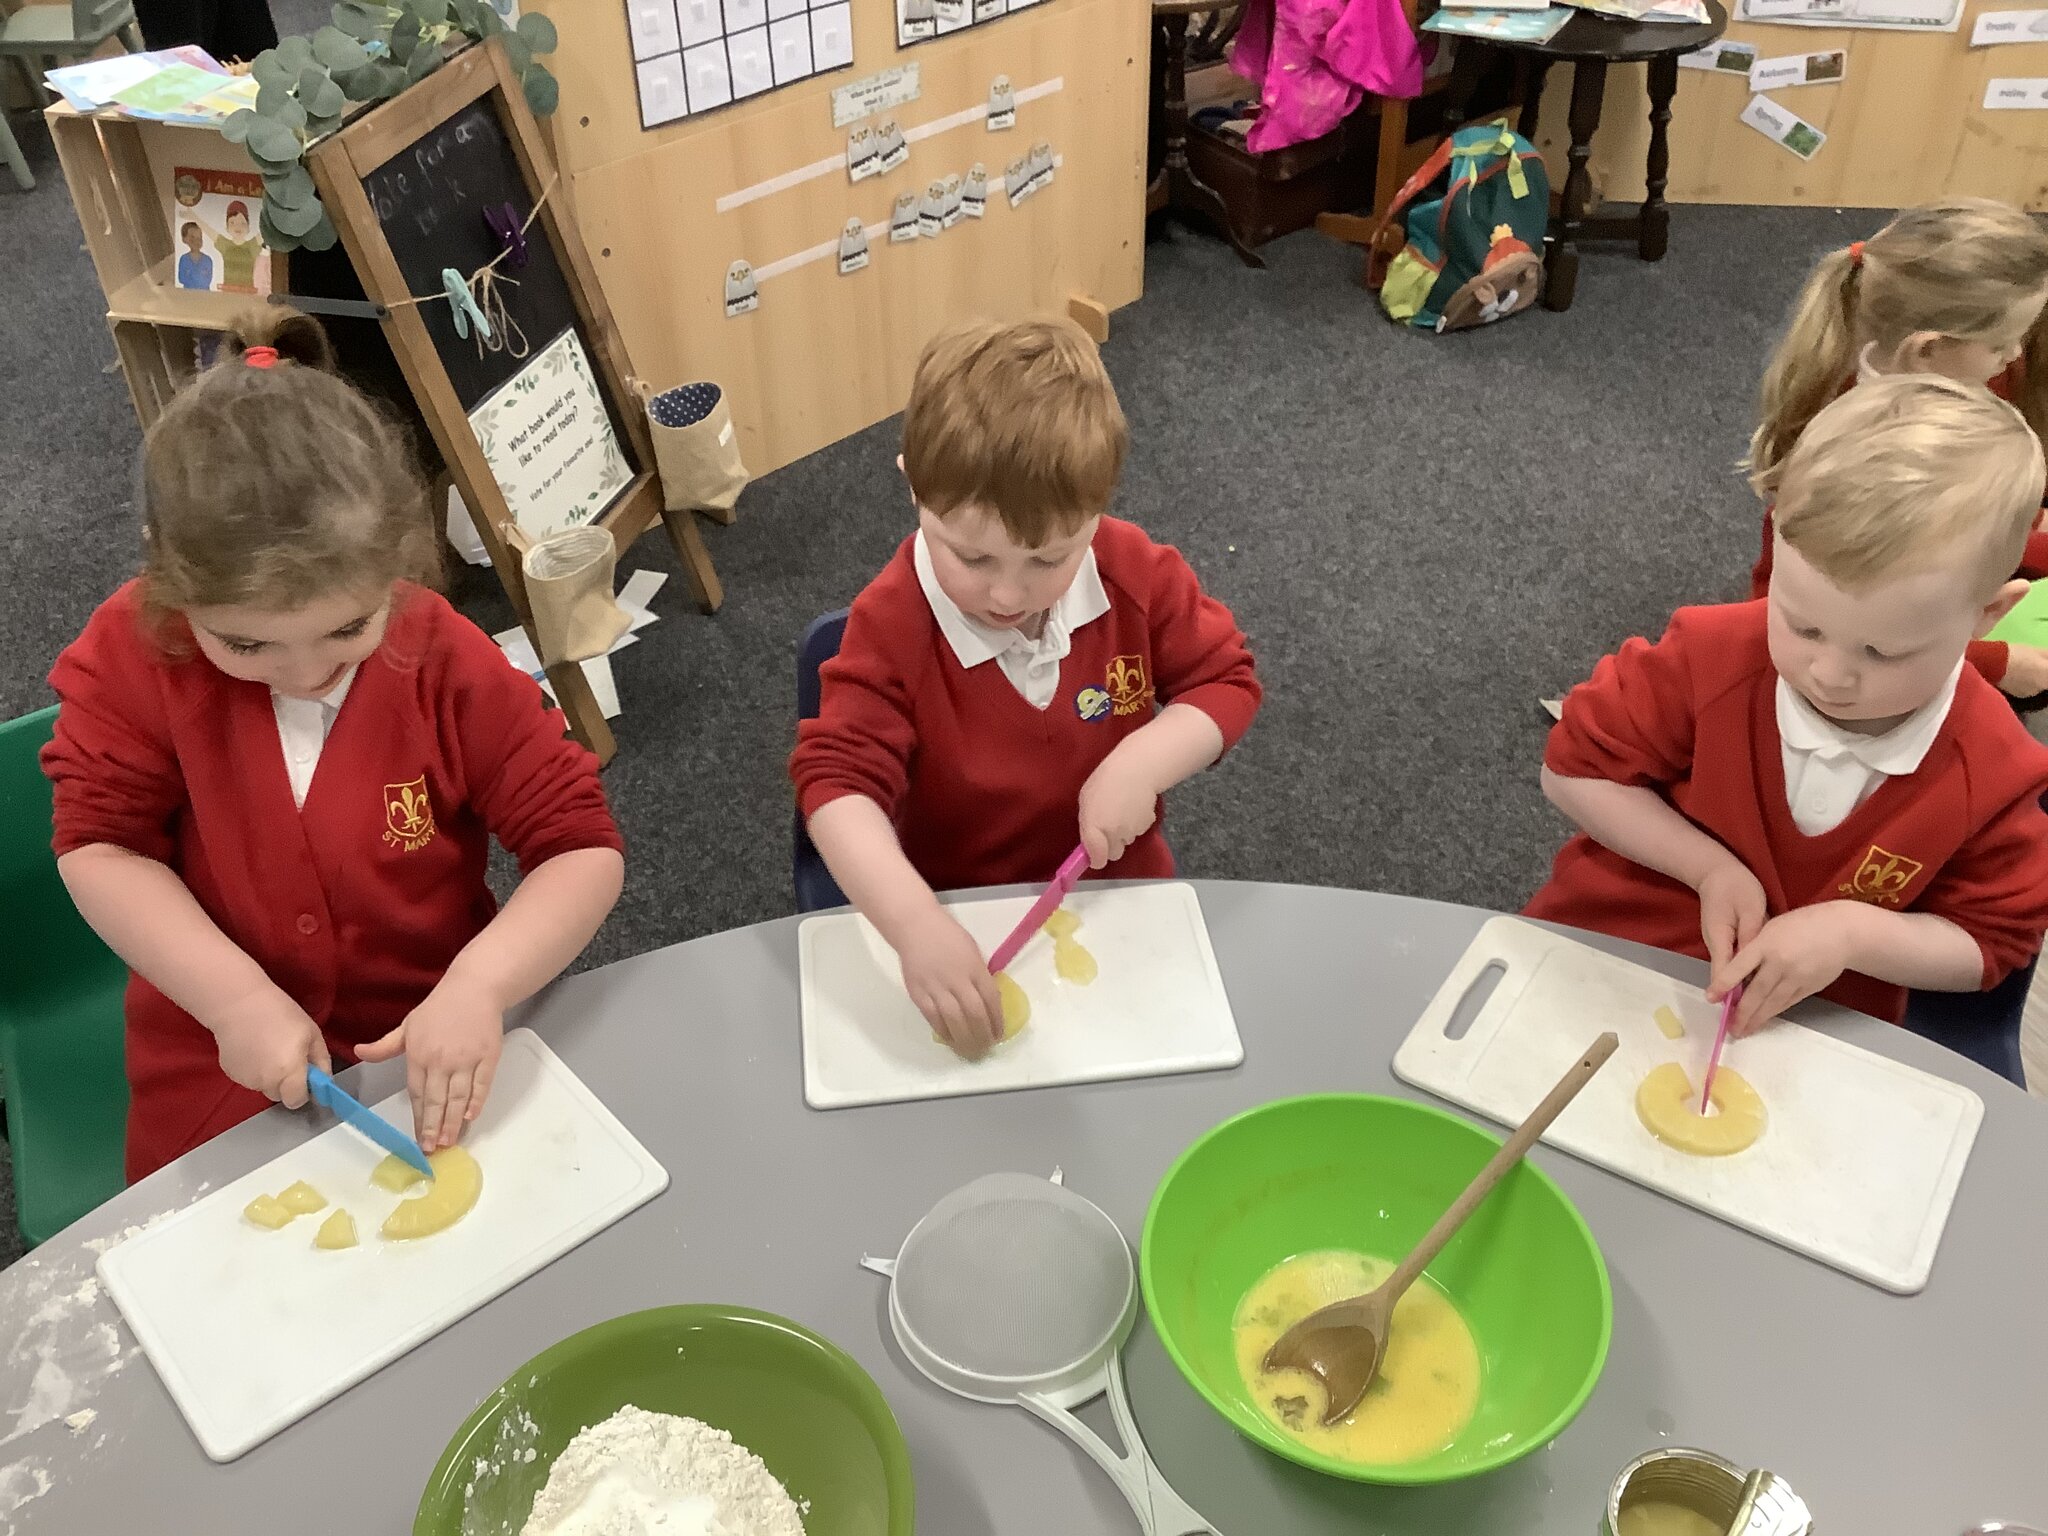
[{"left": 467, "top": 327, "right": 634, "bottom": 538}]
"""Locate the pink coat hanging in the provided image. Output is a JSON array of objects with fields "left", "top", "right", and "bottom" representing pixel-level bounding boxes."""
[{"left": 1231, "top": 0, "right": 1424, "bottom": 155}]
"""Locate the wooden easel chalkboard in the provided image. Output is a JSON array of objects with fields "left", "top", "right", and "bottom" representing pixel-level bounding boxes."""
[{"left": 308, "top": 40, "right": 722, "bottom": 764}]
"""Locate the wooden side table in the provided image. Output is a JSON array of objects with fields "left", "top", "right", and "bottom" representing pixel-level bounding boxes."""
[
  {"left": 1149, "top": 0, "right": 1264, "bottom": 268},
  {"left": 1441, "top": 0, "right": 1725, "bottom": 311}
]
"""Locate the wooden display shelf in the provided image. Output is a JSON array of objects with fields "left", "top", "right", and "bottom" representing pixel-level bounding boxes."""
[{"left": 105, "top": 257, "right": 269, "bottom": 329}]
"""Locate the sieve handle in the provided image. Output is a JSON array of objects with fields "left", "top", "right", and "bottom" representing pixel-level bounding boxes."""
[{"left": 1019, "top": 1365, "right": 1216, "bottom": 1536}]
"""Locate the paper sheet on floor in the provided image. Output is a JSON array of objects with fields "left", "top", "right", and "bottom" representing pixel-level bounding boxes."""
[{"left": 493, "top": 570, "right": 667, "bottom": 720}]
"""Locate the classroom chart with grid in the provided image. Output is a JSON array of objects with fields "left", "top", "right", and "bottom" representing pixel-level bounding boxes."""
[
  {"left": 896, "top": 0, "right": 1049, "bottom": 50},
  {"left": 626, "top": 0, "right": 855, "bottom": 128}
]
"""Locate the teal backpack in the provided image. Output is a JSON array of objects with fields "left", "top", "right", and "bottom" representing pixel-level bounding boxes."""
[{"left": 1369, "top": 123, "right": 1551, "bottom": 334}]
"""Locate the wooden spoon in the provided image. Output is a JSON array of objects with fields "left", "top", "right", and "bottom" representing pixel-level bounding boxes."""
[{"left": 1263, "top": 1032, "right": 1619, "bottom": 1426}]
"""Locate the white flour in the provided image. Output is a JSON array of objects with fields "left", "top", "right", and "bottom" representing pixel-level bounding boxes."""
[{"left": 519, "top": 1407, "right": 805, "bottom": 1536}]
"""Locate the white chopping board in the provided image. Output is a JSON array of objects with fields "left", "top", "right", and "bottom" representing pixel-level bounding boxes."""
[
  {"left": 97, "top": 1028, "right": 668, "bottom": 1460},
  {"left": 1393, "top": 917, "right": 1982, "bottom": 1295},
  {"left": 798, "top": 882, "right": 1243, "bottom": 1108}
]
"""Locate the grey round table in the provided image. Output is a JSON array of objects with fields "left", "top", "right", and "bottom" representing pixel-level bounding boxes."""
[{"left": 4, "top": 882, "right": 2044, "bottom": 1533}]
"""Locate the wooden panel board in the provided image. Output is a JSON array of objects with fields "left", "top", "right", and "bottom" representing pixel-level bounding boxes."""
[
  {"left": 531, "top": 0, "right": 1147, "bottom": 476},
  {"left": 1531, "top": 0, "right": 2048, "bottom": 209}
]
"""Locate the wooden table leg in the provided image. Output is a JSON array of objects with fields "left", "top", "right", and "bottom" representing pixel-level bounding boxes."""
[
  {"left": 1639, "top": 53, "right": 1677, "bottom": 262},
  {"left": 1543, "top": 58, "right": 1606, "bottom": 314},
  {"left": 1517, "top": 58, "right": 1551, "bottom": 140},
  {"left": 1442, "top": 37, "right": 1485, "bottom": 135},
  {"left": 1154, "top": 8, "right": 1265, "bottom": 269}
]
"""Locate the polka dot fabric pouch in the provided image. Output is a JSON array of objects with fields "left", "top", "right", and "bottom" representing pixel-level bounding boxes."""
[{"left": 639, "top": 379, "right": 750, "bottom": 521}]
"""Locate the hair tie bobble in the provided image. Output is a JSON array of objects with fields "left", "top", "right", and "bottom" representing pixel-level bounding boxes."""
[
  {"left": 244, "top": 345, "right": 280, "bottom": 369},
  {"left": 1847, "top": 241, "right": 1865, "bottom": 270}
]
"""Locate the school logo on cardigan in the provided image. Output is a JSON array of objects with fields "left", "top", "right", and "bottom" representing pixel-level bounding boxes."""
[
  {"left": 1838, "top": 845, "right": 1923, "bottom": 907},
  {"left": 383, "top": 776, "right": 438, "bottom": 853},
  {"left": 1075, "top": 686, "right": 1111, "bottom": 721},
  {"left": 1105, "top": 654, "right": 1153, "bottom": 716}
]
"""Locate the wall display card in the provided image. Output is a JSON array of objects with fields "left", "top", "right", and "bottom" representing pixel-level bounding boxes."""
[
  {"left": 890, "top": 191, "right": 921, "bottom": 241},
  {"left": 1677, "top": 38, "right": 1759, "bottom": 69},
  {"left": 962, "top": 162, "right": 989, "bottom": 216},
  {"left": 1027, "top": 140, "right": 1054, "bottom": 192},
  {"left": 1974, "top": 9, "right": 2048, "bottom": 42},
  {"left": 837, "top": 217, "right": 871, "bottom": 273},
  {"left": 1749, "top": 48, "right": 1845, "bottom": 86},
  {"left": 987, "top": 74, "right": 1017, "bottom": 127},
  {"left": 1005, "top": 152, "right": 1032, "bottom": 206},
  {"left": 1742, "top": 0, "right": 1960, "bottom": 29},
  {"left": 723, "top": 259, "right": 760, "bottom": 316},
  {"left": 876, "top": 118, "right": 910, "bottom": 173},
  {"left": 626, "top": 0, "right": 854, "bottom": 129},
  {"left": 848, "top": 126, "right": 881, "bottom": 180},
  {"left": 918, "top": 179, "right": 947, "bottom": 237},
  {"left": 941, "top": 173, "right": 964, "bottom": 226},
  {"left": 1985, "top": 76, "right": 2048, "bottom": 105},
  {"left": 830, "top": 62, "right": 919, "bottom": 125},
  {"left": 1740, "top": 92, "right": 1827, "bottom": 156},
  {"left": 897, "top": 0, "right": 1047, "bottom": 48},
  {"left": 467, "top": 328, "right": 632, "bottom": 538}
]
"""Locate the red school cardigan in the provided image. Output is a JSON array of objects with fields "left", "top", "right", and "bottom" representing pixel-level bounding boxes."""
[{"left": 43, "top": 581, "right": 623, "bottom": 1179}]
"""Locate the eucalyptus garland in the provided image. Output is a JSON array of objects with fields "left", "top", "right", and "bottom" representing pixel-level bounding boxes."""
[{"left": 219, "top": 0, "right": 560, "bottom": 252}]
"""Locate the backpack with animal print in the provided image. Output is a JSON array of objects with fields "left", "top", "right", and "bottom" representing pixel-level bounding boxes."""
[{"left": 1369, "top": 123, "right": 1549, "bottom": 334}]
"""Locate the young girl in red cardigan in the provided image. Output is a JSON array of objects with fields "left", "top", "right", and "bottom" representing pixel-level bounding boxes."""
[
  {"left": 42, "top": 310, "right": 625, "bottom": 1181},
  {"left": 1745, "top": 199, "right": 2048, "bottom": 697}
]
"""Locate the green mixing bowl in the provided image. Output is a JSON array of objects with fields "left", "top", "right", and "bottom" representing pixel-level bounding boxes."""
[
  {"left": 1141, "top": 1094, "right": 1611, "bottom": 1486},
  {"left": 415, "top": 1305, "right": 914, "bottom": 1534}
]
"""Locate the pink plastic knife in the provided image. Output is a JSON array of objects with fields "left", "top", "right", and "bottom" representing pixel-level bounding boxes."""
[
  {"left": 986, "top": 844, "right": 1091, "bottom": 975},
  {"left": 1700, "top": 983, "right": 1743, "bottom": 1115}
]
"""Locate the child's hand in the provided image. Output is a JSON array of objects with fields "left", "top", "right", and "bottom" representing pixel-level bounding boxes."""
[
  {"left": 1707, "top": 902, "right": 1867, "bottom": 1035},
  {"left": 358, "top": 982, "right": 506, "bottom": 1151},
  {"left": 2000, "top": 643, "right": 2048, "bottom": 699},
  {"left": 208, "top": 987, "right": 330, "bottom": 1109},
  {"left": 1078, "top": 755, "right": 1160, "bottom": 869},
  {"left": 1695, "top": 860, "right": 1768, "bottom": 973},
  {"left": 895, "top": 908, "right": 1004, "bottom": 1059}
]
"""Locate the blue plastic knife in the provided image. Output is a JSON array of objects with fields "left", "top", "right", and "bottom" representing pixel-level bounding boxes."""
[{"left": 306, "top": 1066, "right": 434, "bottom": 1180}]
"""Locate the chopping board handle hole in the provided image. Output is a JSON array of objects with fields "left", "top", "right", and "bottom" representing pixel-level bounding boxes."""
[{"left": 1442, "top": 961, "right": 1505, "bottom": 1041}]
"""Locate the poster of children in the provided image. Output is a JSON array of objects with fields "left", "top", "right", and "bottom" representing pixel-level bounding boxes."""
[{"left": 170, "top": 168, "right": 271, "bottom": 296}]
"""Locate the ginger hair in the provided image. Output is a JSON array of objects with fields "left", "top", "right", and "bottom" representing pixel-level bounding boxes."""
[
  {"left": 1757, "top": 375, "right": 2045, "bottom": 598},
  {"left": 139, "top": 307, "right": 439, "bottom": 627},
  {"left": 901, "top": 315, "right": 1128, "bottom": 547},
  {"left": 1747, "top": 200, "right": 2048, "bottom": 480}
]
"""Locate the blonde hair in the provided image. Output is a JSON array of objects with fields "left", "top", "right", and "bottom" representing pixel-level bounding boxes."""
[
  {"left": 901, "top": 315, "right": 1128, "bottom": 547},
  {"left": 1756, "top": 374, "right": 2045, "bottom": 596},
  {"left": 1748, "top": 199, "right": 2048, "bottom": 479},
  {"left": 140, "top": 308, "right": 439, "bottom": 627}
]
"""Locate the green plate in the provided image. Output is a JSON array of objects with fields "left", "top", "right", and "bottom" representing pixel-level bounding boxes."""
[
  {"left": 1141, "top": 1094, "right": 1612, "bottom": 1486},
  {"left": 415, "top": 1305, "right": 914, "bottom": 1534},
  {"left": 1987, "top": 578, "right": 2048, "bottom": 647}
]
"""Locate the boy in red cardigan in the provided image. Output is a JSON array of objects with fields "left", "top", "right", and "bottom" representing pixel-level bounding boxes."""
[
  {"left": 790, "top": 317, "right": 1260, "bottom": 1058},
  {"left": 1528, "top": 376, "right": 2048, "bottom": 1037}
]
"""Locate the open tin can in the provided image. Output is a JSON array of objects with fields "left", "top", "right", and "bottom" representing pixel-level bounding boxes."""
[{"left": 1604, "top": 1447, "right": 1813, "bottom": 1535}]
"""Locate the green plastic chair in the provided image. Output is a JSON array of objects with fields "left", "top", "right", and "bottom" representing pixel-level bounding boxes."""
[{"left": 0, "top": 705, "right": 129, "bottom": 1247}]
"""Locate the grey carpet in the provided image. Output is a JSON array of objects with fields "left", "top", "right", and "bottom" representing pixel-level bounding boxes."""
[{"left": 0, "top": 79, "right": 1886, "bottom": 1269}]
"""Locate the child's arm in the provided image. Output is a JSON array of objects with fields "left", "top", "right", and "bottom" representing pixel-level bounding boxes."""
[
  {"left": 1079, "top": 537, "right": 1260, "bottom": 865},
  {"left": 58, "top": 844, "right": 331, "bottom": 1105},
  {"left": 1707, "top": 903, "right": 1980, "bottom": 1035},
  {"left": 1540, "top": 769, "right": 1770, "bottom": 970},
  {"left": 807, "top": 795, "right": 1004, "bottom": 1057},
  {"left": 1078, "top": 704, "right": 1223, "bottom": 866},
  {"left": 384, "top": 607, "right": 627, "bottom": 1147},
  {"left": 358, "top": 846, "right": 622, "bottom": 1149}
]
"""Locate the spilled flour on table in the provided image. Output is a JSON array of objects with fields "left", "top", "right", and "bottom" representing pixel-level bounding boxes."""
[
  {"left": 518, "top": 1407, "right": 804, "bottom": 1536},
  {"left": 0, "top": 1459, "right": 54, "bottom": 1528}
]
